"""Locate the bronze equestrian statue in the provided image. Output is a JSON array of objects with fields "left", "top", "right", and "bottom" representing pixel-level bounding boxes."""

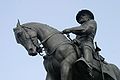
[{"left": 13, "top": 9, "right": 120, "bottom": 80}]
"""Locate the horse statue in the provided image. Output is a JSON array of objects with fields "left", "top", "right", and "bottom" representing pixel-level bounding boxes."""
[{"left": 13, "top": 20, "right": 120, "bottom": 80}]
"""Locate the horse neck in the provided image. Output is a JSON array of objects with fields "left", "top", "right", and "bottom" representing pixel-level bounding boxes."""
[{"left": 35, "top": 24, "right": 59, "bottom": 42}]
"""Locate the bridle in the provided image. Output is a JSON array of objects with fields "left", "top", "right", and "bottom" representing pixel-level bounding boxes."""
[
  {"left": 20, "top": 26, "right": 44, "bottom": 56},
  {"left": 21, "top": 26, "right": 61, "bottom": 56}
]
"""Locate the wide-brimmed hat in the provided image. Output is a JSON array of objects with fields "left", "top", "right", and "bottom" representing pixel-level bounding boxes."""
[{"left": 76, "top": 9, "right": 94, "bottom": 24}]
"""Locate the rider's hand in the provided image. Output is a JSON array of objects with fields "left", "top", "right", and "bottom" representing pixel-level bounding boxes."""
[
  {"left": 72, "top": 39, "right": 79, "bottom": 45},
  {"left": 62, "top": 29, "right": 71, "bottom": 34}
]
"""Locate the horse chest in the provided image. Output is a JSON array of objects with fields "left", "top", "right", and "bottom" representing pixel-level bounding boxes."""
[{"left": 43, "top": 56, "right": 60, "bottom": 73}]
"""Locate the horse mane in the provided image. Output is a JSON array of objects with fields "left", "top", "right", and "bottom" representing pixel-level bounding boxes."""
[{"left": 21, "top": 22, "right": 60, "bottom": 33}]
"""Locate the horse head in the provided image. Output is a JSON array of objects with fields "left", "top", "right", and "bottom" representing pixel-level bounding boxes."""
[{"left": 13, "top": 20, "right": 42, "bottom": 56}]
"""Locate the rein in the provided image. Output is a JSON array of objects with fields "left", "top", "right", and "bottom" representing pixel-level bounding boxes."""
[
  {"left": 39, "top": 32, "right": 63, "bottom": 56},
  {"left": 39, "top": 32, "right": 62, "bottom": 45},
  {"left": 42, "top": 33, "right": 72, "bottom": 56}
]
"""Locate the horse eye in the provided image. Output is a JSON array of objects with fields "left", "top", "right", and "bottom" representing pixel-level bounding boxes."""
[
  {"left": 17, "top": 32, "right": 22, "bottom": 38},
  {"left": 17, "top": 33, "right": 21, "bottom": 37}
]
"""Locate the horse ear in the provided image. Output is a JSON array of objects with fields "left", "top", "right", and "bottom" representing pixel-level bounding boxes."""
[
  {"left": 17, "top": 19, "right": 21, "bottom": 27},
  {"left": 13, "top": 19, "right": 23, "bottom": 44}
]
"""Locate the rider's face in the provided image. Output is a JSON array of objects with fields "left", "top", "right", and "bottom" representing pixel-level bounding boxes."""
[{"left": 78, "top": 14, "right": 90, "bottom": 24}]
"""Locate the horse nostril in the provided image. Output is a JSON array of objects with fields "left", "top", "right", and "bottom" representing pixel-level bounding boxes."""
[{"left": 29, "top": 48, "right": 33, "bottom": 51}]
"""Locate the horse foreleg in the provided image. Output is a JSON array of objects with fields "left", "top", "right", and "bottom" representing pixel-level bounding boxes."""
[
  {"left": 61, "top": 62, "right": 71, "bottom": 80},
  {"left": 46, "top": 73, "right": 54, "bottom": 80},
  {"left": 61, "top": 52, "right": 77, "bottom": 80}
]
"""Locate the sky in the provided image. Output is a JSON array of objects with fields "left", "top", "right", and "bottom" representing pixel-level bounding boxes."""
[{"left": 0, "top": 0, "right": 120, "bottom": 80}]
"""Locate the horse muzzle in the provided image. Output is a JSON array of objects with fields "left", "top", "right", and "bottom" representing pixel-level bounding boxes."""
[
  {"left": 28, "top": 52, "right": 37, "bottom": 56},
  {"left": 28, "top": 48, "right": 37, "bottom": 56}
]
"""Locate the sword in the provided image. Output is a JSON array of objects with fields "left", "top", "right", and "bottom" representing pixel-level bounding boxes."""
[{"left": 95, "top": 42, "right": 104, "bottom": 80}]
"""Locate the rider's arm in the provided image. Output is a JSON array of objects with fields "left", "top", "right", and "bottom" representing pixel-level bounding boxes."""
[
  {"left": 62, "top": 25, "right": 86, "bottom": 34},
  {"left": 67, "top": 26, "right": 84, "bottom": 35},
  {"left": 71, "top": 20, "right": 97, "bottom": 35}
]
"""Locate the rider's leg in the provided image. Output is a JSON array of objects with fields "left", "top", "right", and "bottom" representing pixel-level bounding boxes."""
[
  {"left": 60, "top": 51, "right": 77, "bottom": 80},
  {"left": 82, "top": 45, "right": 93, "bottom": 78},
  {"left": 82, "top": 45, "right": 93, "bottom": 63}
]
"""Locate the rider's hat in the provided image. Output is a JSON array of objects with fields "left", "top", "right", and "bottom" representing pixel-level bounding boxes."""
[{"left": 76, "top": 9, "right": 94, "bottom": 24}]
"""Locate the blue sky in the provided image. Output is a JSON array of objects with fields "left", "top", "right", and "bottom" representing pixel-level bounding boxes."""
[{"left": 0, "top": 0, "right": 120, "bottom": 80}]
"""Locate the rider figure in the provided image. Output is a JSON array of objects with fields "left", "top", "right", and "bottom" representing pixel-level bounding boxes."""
[{"left": 62, "top": 9, "right": 97, "bottom": 64}]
